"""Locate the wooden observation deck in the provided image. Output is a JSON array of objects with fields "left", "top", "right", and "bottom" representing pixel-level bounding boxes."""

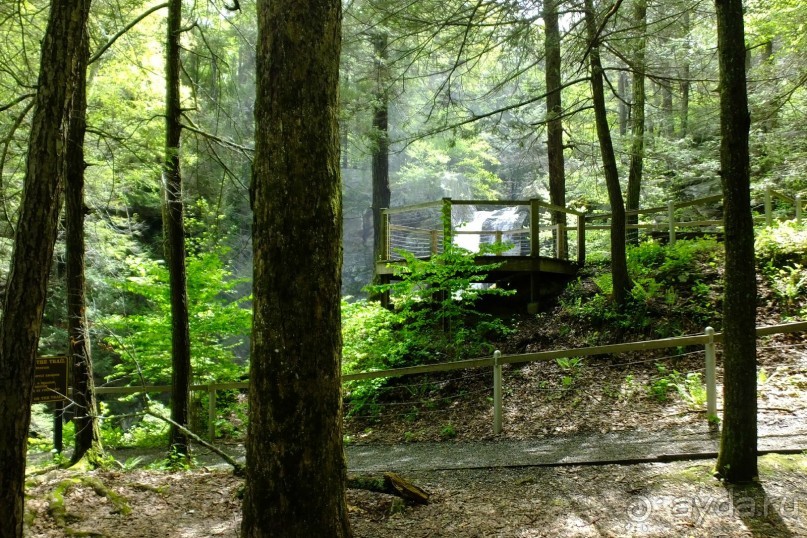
[
  {"left": 376, "top": 187, "right": 807, "bottom": 303},
  {"left": 376, "top": 198, "right": 585, "bottom": 301}
]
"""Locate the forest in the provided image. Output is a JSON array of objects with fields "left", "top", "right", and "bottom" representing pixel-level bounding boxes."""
[{"left": 0, "top": 0, "right": 806, "bottom": 535}]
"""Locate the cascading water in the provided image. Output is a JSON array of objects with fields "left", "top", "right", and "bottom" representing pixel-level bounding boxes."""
[{"left": 454, "top": 206, "right": 529, "bottom": 255}]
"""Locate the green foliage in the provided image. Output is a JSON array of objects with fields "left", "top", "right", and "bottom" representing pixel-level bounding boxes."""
[
  {"left": 367, "top": 244, "right": 515, "bottom": 362},
  {"left": 756, "top": 220, "right": 807, "bottom": 267},
  {"left": 566, "top": 238, "right": 722, "bottom": 335},
  {"left": 395, "top": 135, "right": 504, "bottom": 203},
  {"left": 648, "top": 364, "right": 707, "bottom": 408},
  {"left": 100, "top": 247, "right": 251, "bottom": 386},
  {"left": 99, "top": 403, "right": 170, "bottom": 449},
  {"left": 757, "top": 221, "right": 807, "bottom": 314},
  {"left": 343, "top": 245, "right": 515, "bottom": 415},
  {"left": 628, "top": 238, "right": 720, "bottom": 285},
  {"left": 556, "top": 357, "right": 583, "bottom": 390},
  {"left": 439, "top": 423, "right": 457, "bottom": 439}
]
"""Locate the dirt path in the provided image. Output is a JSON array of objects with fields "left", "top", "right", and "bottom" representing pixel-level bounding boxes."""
[{"left": 24, "top": 453, "right": 807, "bottom": 537}]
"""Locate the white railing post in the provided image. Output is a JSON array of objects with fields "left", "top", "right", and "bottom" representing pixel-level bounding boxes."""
[
  {"left": 493, "top": 350, "right": 502, "bottom": 435},
  {"left": 704, "top": 327, "right": 717, "bottom": 420},
  {"left": 208, "top": 385, "right": 217, "bottom": 441}
]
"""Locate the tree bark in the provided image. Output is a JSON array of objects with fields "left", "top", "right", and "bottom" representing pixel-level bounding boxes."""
[
  {"left": 714, "top": 0, "right": 757, "bottom": 483},
  {"left": 241, "top": 0, "right": 352, "bottom": 536},
  {"left": 544, "top": 0, "right": 567, "bottom": 258},
  {"left": 163, "top": 0, "right": 192, "bottom": 456},
  {"left": 66, "top": 22, "right": 102, "bottom": 466},
  {"left": 626, "top": 0, "right": 647, "bottom": 245},
  {"left": 372, "top": 32, "right": 391, "bottom": 277},
  {"left": 584, "top": 0, "right": 631, "bottom": 305},
  {"left": 0, "top": 0, "right": 91, "bottom": 534}
]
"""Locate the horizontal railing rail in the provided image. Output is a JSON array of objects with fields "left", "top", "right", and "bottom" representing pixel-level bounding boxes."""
[{"left": 87, "top": 320, "right": 807, "bottom": 440}]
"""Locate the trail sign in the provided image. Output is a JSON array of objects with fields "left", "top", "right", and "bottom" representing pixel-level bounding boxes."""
[{"left": 33, "top": 355, "right": 69, "bottom": 403}]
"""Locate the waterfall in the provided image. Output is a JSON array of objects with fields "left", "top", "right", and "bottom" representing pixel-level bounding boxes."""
[{"left": 454, "top": 206, "right": 529, "bottom": 255}]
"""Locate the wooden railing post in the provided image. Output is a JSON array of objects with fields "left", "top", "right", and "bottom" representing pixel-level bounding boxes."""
[
  {"left": 555, "top": 223, "right": 565, "bottom": 259},
  {"left": 441, "top": 197, "right": 452, "bottom": 250},
  {"left": 704, "top": 327, "right": 717, "bottom": 420},
  {"left": 765, "top": 186, "right": 773, "bottom": 227},
  {"left": 796, "top": 194, "right": 802, "bottom": 223},
  {"left": 53, "top": 401, "right": 64, "bottom": 454},
  {"left": 493, "top": 350, "right": 502, "bottom": 435},
  {"left": 208, "top": 385, "right": 217, "bottom": 441},
  {"left": 668, "top": 201, "right": 676, "bottom": 245},
  {"left": 577, "top": 214, "right": 586, "bottom": 264},
  {"left": 530, "top": 199, "right": 541, "bottom": 257},
  {"left": 380, "top": 208, "right": 390, "bottom": 260}
]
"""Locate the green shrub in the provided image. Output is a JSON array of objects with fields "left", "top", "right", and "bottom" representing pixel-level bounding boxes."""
[
  {"left": 344, "top": 245, "right": 516, "bottom": 415},
  {"left": 100, "top": 248, "right": 251, "bottom": 386},
  {"left": 756, "top": 220, "right": 807, "bottom": 267}
]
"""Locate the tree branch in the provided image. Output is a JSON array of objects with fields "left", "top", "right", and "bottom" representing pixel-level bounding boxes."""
[
  {"left": 0, "top": 93, "right": 35, "bottom": 113},
  {"left": 181, "top": 116, "right": 255, "bottom": 155},
  {"left": 89, "top": 3, "right": 170, "bottom": 64},
  {"left": 397, "top": 76, "right": 591, "bottom": 145}
]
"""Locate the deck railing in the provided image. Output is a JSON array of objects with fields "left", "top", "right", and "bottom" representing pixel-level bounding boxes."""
[
  {"left": 380, "top": 187, "right": 806, "bottom": 264},
  {"left": 381, "top": 198, "right": 585, "bottom": 265}
]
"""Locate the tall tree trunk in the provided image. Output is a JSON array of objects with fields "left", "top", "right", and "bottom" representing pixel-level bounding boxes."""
[
  {"left": 0, "top": 0, "right": 91, "bottom": 534},
  {"left": 372, "top": 32, "right": 391, "bottom": 277},
  {"left": 584, "top": 0, "right": 631, "bottom": 306},
  {"left": 66, "top": 22, "right": 102, "bottom": 466},
  {"left": 626, "top": 0, "right": 647, "bottom": 245},
  {"left": 544, "top": 0, "right": 567, "bottom": 258},
  {"left": 164, "top": 0, "right": 192, "bottom": 456},
  {"left": 714, "top": 0, "right": 757, "bottom": 483},
  {"left": 241, "top": 0, "right": 352, "bottom": 535},
  {"left": 679, "top": 10, "right": 691, "bottom": 138}
]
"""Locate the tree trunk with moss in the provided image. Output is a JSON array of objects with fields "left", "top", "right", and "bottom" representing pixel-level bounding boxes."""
[
  {"left": 372, "top": 31, "right": 391, "bottom": 276},
  {"left": 544, "top": 0, "right": 567, "bottom": 258},
  {"left": 714, "top": 0, "right": 757, "bottom": 483},
  {"left": 0, "top": 0, "right": 92, "bottom": 534},
  {"left": 584, "top": 0, "right": 632, "bottom": 306},
  {"left": 626, "top": 0, "right": 647, "bottom": 245},
  {"left": 241, "top": 0, "right": 352, "bottom": 536},
  {"left": 66, "top": 24, "right": 103, "bottom": 466}
]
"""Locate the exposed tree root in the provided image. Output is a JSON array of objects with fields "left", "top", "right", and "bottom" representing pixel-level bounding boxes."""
[{"left": 47, "top": 475, "right": 132, "bottom": 532}]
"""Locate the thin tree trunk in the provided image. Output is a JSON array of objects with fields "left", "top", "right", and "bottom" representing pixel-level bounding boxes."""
[
  {"left": 714, "top": 0, "right": 757, "bottom": 483},
  {"left": 662, "top": 79, "right": 674, "bottom": 137},
  {"left": 241, "top": 0, "right": 352, "bottom": 535},
  {"left": 626, "top": 0, "right": 647, "bottom": 245},
  {"left": 679, "top": 11, "right": 691, "bottom": 138},
  {"left": 0, "top": 0, "right": 91, "bottom": 534},
  {"left": 584, "top": 0, "right": 631, "bottom": 306},
  {"left": 164, "top": 0, "right": 192, "bottom": 456},
  {"left": 66, "top": 22, "right": 102, "bottom": 465},
  {"left": 618, "top": 71, "right": 629, "bottom": 136},
  {"left": 544, "top": 0, "right": 567, "bottom": 258}
]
